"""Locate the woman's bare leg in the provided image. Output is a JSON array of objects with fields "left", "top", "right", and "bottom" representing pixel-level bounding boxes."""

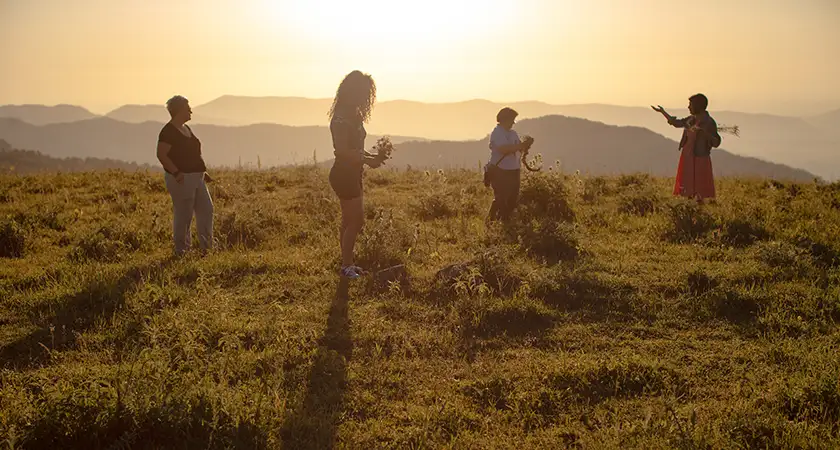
[{"left": 339, "top": 196, "right": 364, "bottom": 268}]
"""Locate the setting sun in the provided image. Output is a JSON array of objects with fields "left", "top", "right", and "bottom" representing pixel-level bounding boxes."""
[{"left": 257, "top": 0, "right": 512, "bottom": 54}]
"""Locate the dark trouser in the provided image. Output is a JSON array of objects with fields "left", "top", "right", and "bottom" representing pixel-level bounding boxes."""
[{"left": 489, "top": 168, "right": 521, "bottom": 222}]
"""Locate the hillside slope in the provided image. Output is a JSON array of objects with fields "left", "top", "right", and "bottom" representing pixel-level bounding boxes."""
[{"left": 1, "top": 169, "right": 838, "bottom": 448}]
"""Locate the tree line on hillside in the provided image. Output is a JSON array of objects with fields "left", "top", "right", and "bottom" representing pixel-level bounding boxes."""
[{"left": 0, "top": 139, "right": 156, "bottom": 174}]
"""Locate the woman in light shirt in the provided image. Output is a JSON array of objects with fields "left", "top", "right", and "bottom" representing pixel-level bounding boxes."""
[{"left": 486, "top": 107, "right": 532, "bottom": 222}]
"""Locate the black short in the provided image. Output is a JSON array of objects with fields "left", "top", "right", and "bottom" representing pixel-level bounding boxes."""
[{"left": 329, "top": 162, "right": 363, "bottom": 200}]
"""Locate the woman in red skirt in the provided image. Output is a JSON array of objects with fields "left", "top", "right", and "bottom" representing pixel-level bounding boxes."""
[{"left": 652, "top": 94, "right": 722, "bottom": 201}]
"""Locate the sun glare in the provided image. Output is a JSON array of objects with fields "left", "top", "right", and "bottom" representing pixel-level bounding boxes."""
[{"left": 258, "top": 0, "right": 510, "bottom": 53}]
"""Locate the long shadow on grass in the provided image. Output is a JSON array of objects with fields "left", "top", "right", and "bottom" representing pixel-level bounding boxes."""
[
  {"left": 0, "top": 256, "right": 174, "bottom": 370},
  {"left": 281, "top": 277, "right": 352, "bottom": 449}
]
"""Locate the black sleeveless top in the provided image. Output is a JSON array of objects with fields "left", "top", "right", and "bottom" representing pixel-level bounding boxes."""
[
  {"left": 158, "top": 123, "right": 207, "bottom": 174},
  {"left": 330, "top": 115, "right": 366, "bottom": 163}
]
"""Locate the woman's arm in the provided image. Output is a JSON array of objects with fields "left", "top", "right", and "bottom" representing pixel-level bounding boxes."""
[
  {"left": 490, "top": 128, "right": 526, "bottom": 155},
  {"left": 497, "top": 143, "right": 526, "bottom": 155},
  {"left": 694, "top": 117, "right": 722, "bottom": 148},
  {"left": 364, "top": 155, "right": 383, "bottom": 168},
  {"left": 156, "top": 142, "right": 184, "bottom": 181},
  {"left": 651, "top": 105, "right": 690, "bottom": 128}
]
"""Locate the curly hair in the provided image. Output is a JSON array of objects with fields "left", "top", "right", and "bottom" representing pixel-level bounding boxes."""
[{"left": 328, "top": 70, "right": 376, "bottom": 123}]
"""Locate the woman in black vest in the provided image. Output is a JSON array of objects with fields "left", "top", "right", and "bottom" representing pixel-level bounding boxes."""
[
  {"left": 156, "top": 95, "right": 214, "bottom": 256},
  {"left": 328, "top": 71, "right": 383, "bottom": 279}
]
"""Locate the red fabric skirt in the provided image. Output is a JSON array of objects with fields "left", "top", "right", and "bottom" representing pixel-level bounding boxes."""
[
  {"left": 673, "top": 131, "right": 715, "bottom": 199},
  {"left": 674, "top": 146, "right": 715, "bottom": 198}
]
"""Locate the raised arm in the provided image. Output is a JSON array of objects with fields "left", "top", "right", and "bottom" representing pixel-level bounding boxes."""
[{"left": 651, "top": 105, "right": 690, "bottom": 128}]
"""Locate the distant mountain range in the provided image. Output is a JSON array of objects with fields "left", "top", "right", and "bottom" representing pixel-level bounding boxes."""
[
  {"left": 388, "top": 116, "right": 815, "bottom": 181},
  {"left": 0, "top": 104, "right": 97, "bottom": 126},
  {"left": 104, "top": 104, "right": 242, "bottom": 127},
  {"left": 1, "top": 97, "right": 836, "bottom": 179},
  {"left": 0, "top": 115, "right": 815, "bottom": 181},
  {"left": 0, "top": 117, "right": 418, "bottom": 170},
  {"left": 0, "top": 139, "right": 155, "bottom": 174},
  {"left": 808, "top": 109, "right": 840, "bottom": 137}
]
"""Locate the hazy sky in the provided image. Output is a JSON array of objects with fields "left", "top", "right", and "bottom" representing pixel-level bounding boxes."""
[{"left": 1, "top": 0, "right": 838, "bottom": 115}]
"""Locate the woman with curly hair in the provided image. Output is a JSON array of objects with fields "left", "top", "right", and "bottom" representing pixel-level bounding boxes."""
[{"left": 328, "top": 70, "right": 384, "bottom": 279}]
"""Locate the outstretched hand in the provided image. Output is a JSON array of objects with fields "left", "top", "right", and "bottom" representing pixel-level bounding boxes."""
[{"left": 651, "top": 105, "right": 676, "bottom": 124}]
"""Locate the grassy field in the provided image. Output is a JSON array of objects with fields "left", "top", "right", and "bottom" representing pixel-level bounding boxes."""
[{"left": 1, "top": 166, "right": 839, "bottom": 449}]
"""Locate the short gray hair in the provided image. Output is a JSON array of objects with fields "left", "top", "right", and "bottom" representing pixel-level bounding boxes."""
[{"left": 166, "top": 95, "right": 189, "bottom": 117}]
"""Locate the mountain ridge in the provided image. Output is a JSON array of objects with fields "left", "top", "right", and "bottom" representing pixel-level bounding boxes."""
[
  {"left": 0, "top": 114, "right": 815, "bottom": 181},
  {"left": 2, "top": 99, "right": 836, "bottom": 179}
]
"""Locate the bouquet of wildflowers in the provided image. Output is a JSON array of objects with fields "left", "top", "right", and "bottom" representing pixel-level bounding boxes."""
[
  {"left": 717, "top": 124, "right": 740, "bottom": 137},
  {"left": 371, "top": 136, "right": 395, "bottom": 162},
  {"left": 520, "top": 135, "right": 542, "bottom": 172}
]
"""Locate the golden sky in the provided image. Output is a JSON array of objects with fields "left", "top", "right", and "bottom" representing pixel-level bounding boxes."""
[{"left": 1, "top": 0, "right": 838, "bottom": 115}]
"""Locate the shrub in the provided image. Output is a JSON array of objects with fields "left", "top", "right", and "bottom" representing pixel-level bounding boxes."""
[
  {"left": 515, "top": 220, "right": 580, "bottom": 264},
  {"left": 417, "top": 195, "right": 456, "bottom": 220},
  {"left": 793, "top": 236, "right": 839, "bottom": 268},
  {"left": 754, "top": 241, "right": 808, "bottom": 268},
  {"left": 779, "top": 369, "right": 840, "bottom": 430},
  {"left": 431, "top": 246, "right": 524, "bottom": 298},
  {"left": 365, "top": 170, "right": 395, "bottom": 187},
  {"left": 469, "top": 297, "right": 555, "bottom": 338},
  {"left": 217, "top": 212, "right": 265, "bottom": 250},
  {"left": 719, "top": 217, "right": 771, "bottom": 247},
  {"left": 69, "top": 224, "right": 148, "bottom": 262},
  {"left": 12, "top": 206, "right": 66, "bottom": 231},
  {"left": 217, "top": 207, "right": 283, "bottom": 250},
  {"left": 663, "top": 199, "right": 716, "bottom": 243},
  {"left": 532, "top": 269, "right": 636, "bottom": 319},
  {"left": 0, "top": 218, "right": 26, "bottom": 258},
  {"left": 415, "top": 170, "right": 468, "bottom": 221},
  {"left": 618, "top": 188, "right": 661, "bottom": 216},
  {"left": 581, "top": 176, "right": 611, "bottom": 203},
  {"left": 356, "top": 210, "right": 414, "bottom": 271},
  {"left": 0, "top": 187, "right": 12, "bottom": 203},
  {"left": 518, "top": 172, "right": 575, "bottom": 223},
  {"left": 686, "top": 268, "right": 719, "bottom": 295},
  {"left": 617, "top": 173, "right": 653, "bottom": 189},
  {"left": 286, "top": 192, "right": 338, "bottom": 227}
]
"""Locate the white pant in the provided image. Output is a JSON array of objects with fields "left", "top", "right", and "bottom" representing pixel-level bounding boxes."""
[{"left": 164, "top": 172, "right": 214, "bottom": 254}]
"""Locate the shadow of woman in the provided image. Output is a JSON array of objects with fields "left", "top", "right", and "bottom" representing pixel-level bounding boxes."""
[
  {"left": 281, "top": 277, "right": 353, "bottom": 449},
  {"left": 0, "top": 255, "right": 178, "bottom": 370}
]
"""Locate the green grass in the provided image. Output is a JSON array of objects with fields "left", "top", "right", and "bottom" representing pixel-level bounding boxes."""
[{"left": 1, "top": 167, "right": 839, "bottom": 449}]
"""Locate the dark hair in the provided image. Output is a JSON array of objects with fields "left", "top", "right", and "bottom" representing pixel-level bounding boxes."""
[
  {"left": 496, "top": 107, "right": 518, "bottom": 123},
  {"left": 689, "top": 93, "right": 709, "bottom": 111},
  {"left": 328, "top": 70, "right": 377, "bottom": 123}
]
